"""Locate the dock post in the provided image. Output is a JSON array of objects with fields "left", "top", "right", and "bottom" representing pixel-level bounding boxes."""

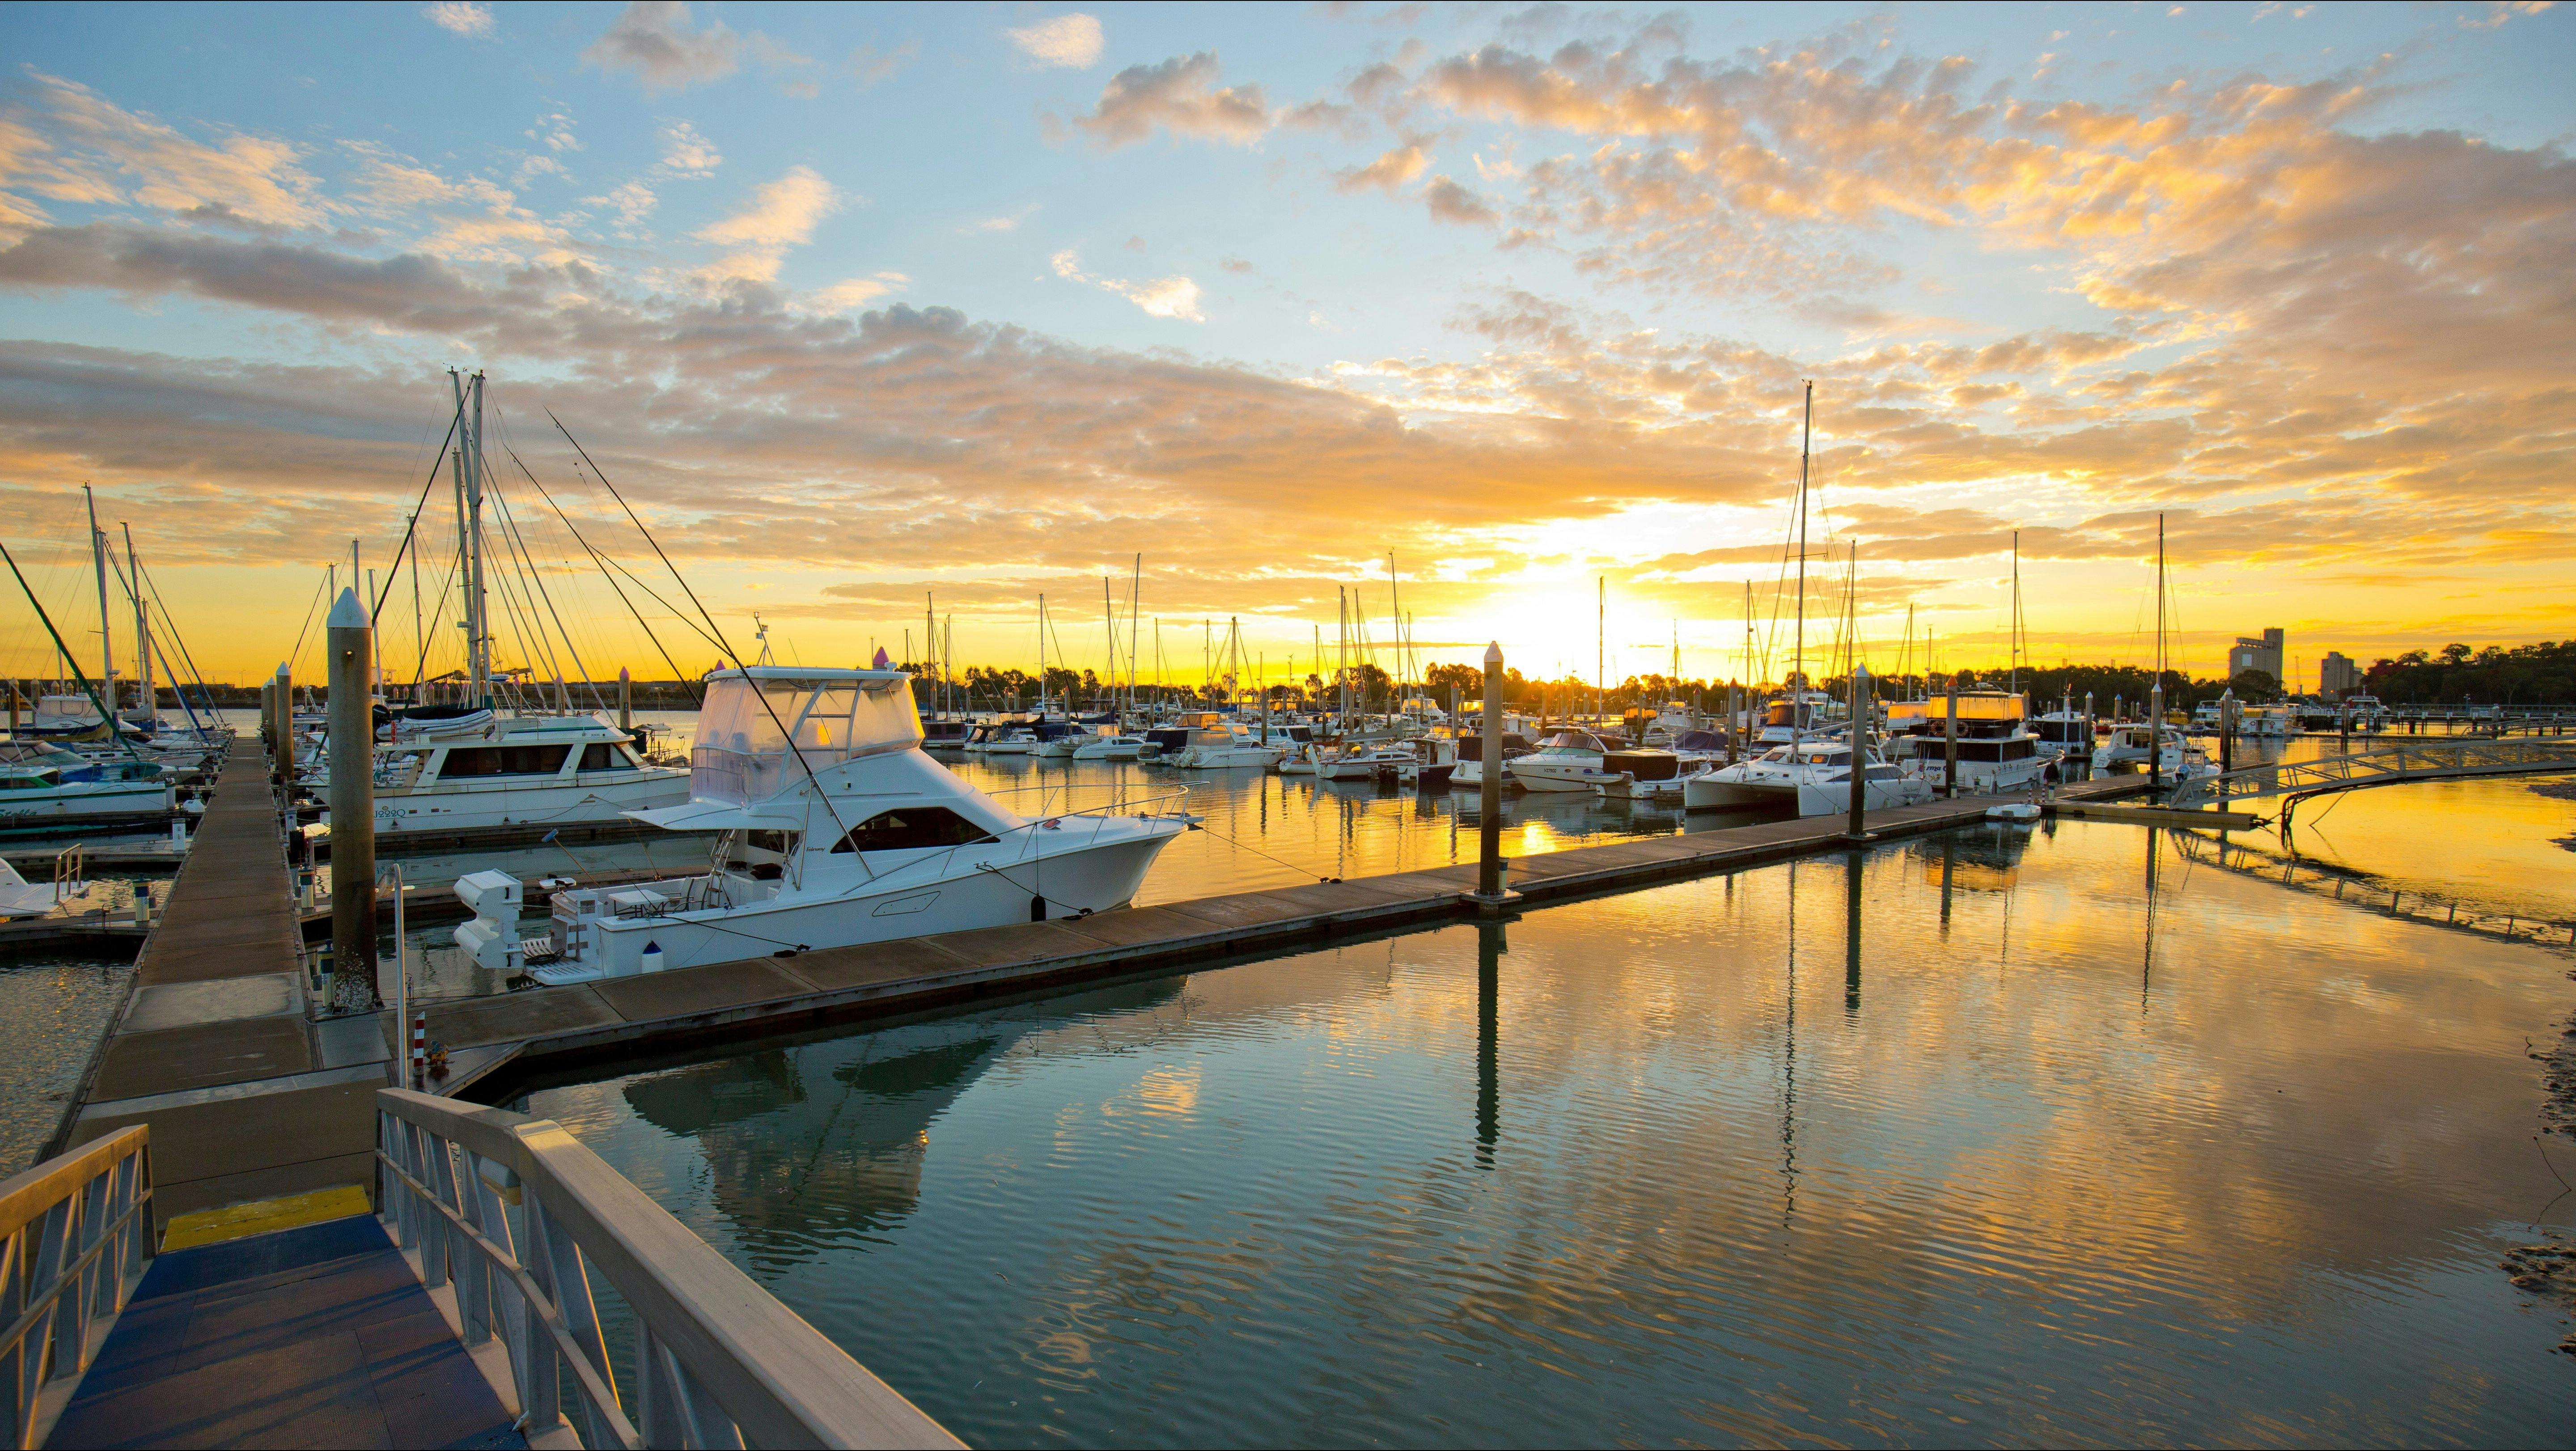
[
  {"left": 1846, "top": 666, "right": 1873, "bottom": 840},
  {"left": 618, "top": 666, "right": 633, "bottom": 732},
  {"left": 326, "top": 591, "right": 378, "bottom": 1010},
  {"left": 2149, "top": 682, "right": 2165, "bottom": 794},
  {"left": 1475, "top": 642, "right": 1507, "bottom": 908},
  {"left": 272, "top": 662, "right": 294, "bottom": 787},
  {"left": 1943, "top": 684, "right": 1958, "bottom": 799}
]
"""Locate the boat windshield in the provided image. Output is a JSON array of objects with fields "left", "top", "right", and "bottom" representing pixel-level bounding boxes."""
[
  {"left": 1535, "top": 732, "right": 1606, "bottom": 752},
  {"left": 690, "top": 668, "right": 921, "bottom": 803}
]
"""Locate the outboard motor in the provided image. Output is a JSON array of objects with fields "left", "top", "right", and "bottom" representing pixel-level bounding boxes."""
[{"left": 453, "top": 869, "right": 525, "bottom": 973}]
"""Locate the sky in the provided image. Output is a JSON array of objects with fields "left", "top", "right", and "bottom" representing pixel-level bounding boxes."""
[{"left": 0, "top": 0, "right": 2570, "bottom": 693}]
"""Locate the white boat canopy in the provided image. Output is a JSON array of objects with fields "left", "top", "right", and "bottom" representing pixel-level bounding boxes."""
[{"left": 690, "top": 667, "right": 923, "bottom": 805}]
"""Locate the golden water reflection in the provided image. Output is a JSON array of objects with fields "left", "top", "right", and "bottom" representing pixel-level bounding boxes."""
[{"left": 530, "top": 798, "right": 2576, "bottom": 1446}]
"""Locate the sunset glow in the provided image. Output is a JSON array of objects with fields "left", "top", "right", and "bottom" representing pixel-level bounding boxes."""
[{"left": 1, "top": 2, "right": 2569, "bottom": 688}]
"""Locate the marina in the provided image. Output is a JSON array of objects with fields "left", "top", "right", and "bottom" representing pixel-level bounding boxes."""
[{"left": 3, "top": 4, "right": 2574, "bottom": 1445}]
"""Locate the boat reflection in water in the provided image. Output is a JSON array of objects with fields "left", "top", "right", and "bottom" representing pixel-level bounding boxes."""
[{"left": 528, "top": 776, "right": 2576, "bottom": 1447}]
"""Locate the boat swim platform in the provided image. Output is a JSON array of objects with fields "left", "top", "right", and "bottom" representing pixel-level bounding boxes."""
[
  {"left": 52, "top": 742, "right": 391, "bottom": 1235},
  {"left": 429, "top": 776, "right": 2165, "bottom": 1105}
]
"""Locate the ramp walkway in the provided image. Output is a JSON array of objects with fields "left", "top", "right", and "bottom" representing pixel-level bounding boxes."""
[
  {"left": 57, "top": 742, "right": 384, "bottom": 1231},
  {"left": 2168, "top": 738, "right": 2576, "bottom": 828}
]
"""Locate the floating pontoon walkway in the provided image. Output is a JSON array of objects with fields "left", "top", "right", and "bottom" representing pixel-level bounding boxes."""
[{"left": 428, "top": 776, "right": 2158, "bottom": 1102}]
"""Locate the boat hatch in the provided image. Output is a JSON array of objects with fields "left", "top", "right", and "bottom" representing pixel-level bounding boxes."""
[{"left": 690, "top": 667, "right": 923, "bottom": 804}]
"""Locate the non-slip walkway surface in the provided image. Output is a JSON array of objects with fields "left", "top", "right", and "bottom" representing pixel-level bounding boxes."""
[
  {"left": 44, "top": 1214, "right": 523, "bottom": 1450},
  {"left": 67, "top": 743, "right": 386, "bottom": 1227}
]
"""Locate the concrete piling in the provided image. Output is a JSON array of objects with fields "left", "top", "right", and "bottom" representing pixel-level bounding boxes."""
[
  {"left": 1477, "top": 642, "right": 1505, "bottom": 906},
  {"left": 1847, "top": 666, "right": 1873, "bottom": 840},
  {"left": 271, "top": 663, "right": 293, "bottom": 786},
  {"left": 1943, "top": 684, "right": 1958, "bottom": 799},
  {"left": 326, "top": 591, "right": 377, "bottom": 1010},
  {"left": 618, "top": 666, "right": 633, "bottom": 732}
]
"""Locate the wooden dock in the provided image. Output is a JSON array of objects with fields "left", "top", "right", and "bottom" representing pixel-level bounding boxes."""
[
  {"left": 427, "top": 777, "right": 2163, "bottom": 1103},
  {"left": 54, "top": 745, "right": 386, "bottom": 1231}
]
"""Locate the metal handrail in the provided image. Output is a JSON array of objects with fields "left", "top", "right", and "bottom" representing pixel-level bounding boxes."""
[
  {"left": 375, "top": 1090, "right": 959, "bottom": 1450},
  {"left": 2172, "top": 737, "right": 2576, "bottom": 804},
  {"left": 0, "top": 1126, "right": 152, "bottom": 1450}
]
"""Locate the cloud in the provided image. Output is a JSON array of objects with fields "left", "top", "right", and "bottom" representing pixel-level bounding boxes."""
[
  {"left": 806, "top": 272, "right": 911, "bottom": 311},
  {"left": 1008, "top": 14, "right": 1106, "bottom": 69},
  {"left": 582, "top": 2, "right": 741, "bottom": 92},
  {"left": 965, "top": 203, "right": 1040, "bottom": 234},
  {"left": 693, "top": 165, "right": 839, "bottom": 282},
  {"left": 588, "top": 179, "right": 657, "bottom": 229},
  {"left": 849, "top": 41, "right": 920, "bottom": 87},
  {"left": 1050, "top": 249, "right": 1204, "bottom": 320},
  {"left": 1072, "top": 53, "right": 1270, "bottom": 148},
  {"left": 657, "top": 121, "right": 721, "bottom": 176},
  {"left": 1421, "top": 174, "right": 1496, "bottom": 225},
  {"left": 5, "top": 72, "right": 330, "bottom": 233},
  {"left": 1336, "top": 141, "right": 1430, "bottom": 193},
  {"left": 422, "top": 2, "right": 492, "bottom": 38}
]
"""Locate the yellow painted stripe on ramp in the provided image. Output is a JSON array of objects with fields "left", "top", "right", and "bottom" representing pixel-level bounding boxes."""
[{"left": 161, "top": 1184, "right": 372, "bottom": 1250}]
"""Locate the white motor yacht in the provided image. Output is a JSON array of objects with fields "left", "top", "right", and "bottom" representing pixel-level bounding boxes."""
[
  {"left": 1071, "top": 733, "right": 1154, "bottom": 761},
  {"left": 1316, "top": 743, "right": 1414, "bottom": 781},
  {"left": 1683, "top": 738, "right": 1931, "bottom": 815},
  {"left": 0, "top": 740, "right": 174, "bottom": 828},
  {"left": 2092, "top": 723, "right": 2217, "bottom": 782},
  {"left": 318, "top": 709, "right": 690, "bottom": 835},
  {"left": 1755, "top": 691, "right": 1839, "bottom": 745},
  {"left": 457, "top": 667, "right": 1191, "bottom": 981},
  {"left": 1508, "top": 730, "right": 1619, "bottom": 793},
  {"left": 1161, "top": 721, "right": 1285, "bottom": 769},
  {"left": 1599, "top": 746, "right": 1698, "bottom": 802}
]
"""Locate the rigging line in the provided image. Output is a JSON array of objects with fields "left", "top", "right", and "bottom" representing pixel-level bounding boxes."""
[
  {"left": 284, "top": 570, "right": 332, "bottom": 678},
  {"left": 1187, "top": 815, "right": 1340, "bottom": 884},
  {"left": 408, "top": 541, "right": 464, "bottom": 692},
  {"left": 0, "top": 540, "right": 143, "bottom": 759},
  {"left": 481, "top": 487, "right": 563, "bottom": 695},
  {"left": 484, "top": 475, "right": 589, "bottom": 706},
  {"left": 371, "top": 400, "right": 465, "bottom": 624},
  {"left": 132, "top": 560, "right": 215, "bottom": 714},
  {"left": 500, "top": 444, "right": 706, "bottom": 703},
  {"left": 548, "top": 411, "right": 852, "bottom": 844},
  {"left": 487, "top": 403, "right": 614, "bottom": 712}
]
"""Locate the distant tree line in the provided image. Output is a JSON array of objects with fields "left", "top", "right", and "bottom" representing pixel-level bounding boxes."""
[{"left": 2363, "top": 641, "right": 2576, "bottom": 705}]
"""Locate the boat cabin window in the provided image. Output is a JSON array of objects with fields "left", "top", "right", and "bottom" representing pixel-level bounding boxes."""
[
  {"left": 436, "top": 744, "right": 572, "bottom": 778},
  {"left": 828, "top": 807, "right": 996, "bottom": 853},
  {"left": 579, "top": 742, "right": 639, "bottom": 771}
]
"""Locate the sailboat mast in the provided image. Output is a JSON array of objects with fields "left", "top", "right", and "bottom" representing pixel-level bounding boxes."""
[
  {"left": 1387, "top": 552, "right": 1402, "bottom": 718},
  {"left": 1037, "top": 594, "right": 1047, "bottom": 717},
  {"left": 123, "top": 524, "right": 151, "bottom": 718},
  {"left": 84, "top": 485, "right": 115, "bottom": 710},
  {"left": 1127, "top": 554, "right": 1142, "bottom": 723},
  {"left": 1793, "top": 381, "right": 1811, "bottom": 743},
  {"left": 2009, "top": 528, "right": 2021, "bottom": 700}
]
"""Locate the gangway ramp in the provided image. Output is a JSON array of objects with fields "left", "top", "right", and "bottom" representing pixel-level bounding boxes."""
[{"left": 2169, "top": 738, "right": 2576, "bottom": 828}]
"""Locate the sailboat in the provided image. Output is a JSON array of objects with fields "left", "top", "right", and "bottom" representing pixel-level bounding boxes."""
[
  {"left": 1688, "top": 382, "right": 1928, "bottom": 816},
  {"left": 306, "top": 370, "right": 691, "bottom": 836}
]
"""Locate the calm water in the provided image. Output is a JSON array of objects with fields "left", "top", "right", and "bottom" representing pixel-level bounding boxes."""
[
  {"left": 523, "top": 782, "right": 2576, "bottom": 1446},
  {"left": 0, "top": 959, "right": 131, "bottom": 1173}
]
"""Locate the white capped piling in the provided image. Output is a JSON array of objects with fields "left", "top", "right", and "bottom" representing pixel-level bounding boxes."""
[
  {"left": 326, "top": 590, "right": 377, "bottom": 1010},
  {"left": 1846, "top": 666, "right": 1873, "bottom": 840},
  {"left": 618, "top": 666, "right": 632, "bottom": 731},
  {"left": 1476, "top": 642, "right": 1506, "bottom": 905}
]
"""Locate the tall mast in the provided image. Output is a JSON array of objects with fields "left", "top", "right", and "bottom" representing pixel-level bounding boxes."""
[
  {"left": 123, "top": 523, "right": 151, "bottom": 717},
  {"left": 2155, "top": 513, "right": 2166, "bottom": 686},
  {"left": 1037, "top": 594, "right": 1047, "bottom": 717},
  {"left": 2008, "top": 529, "right": 2021, "bottom": 698},
  {"left": 1386, "top": 552, "right": 1402, "bottom": 717},
  {"left": 1127, "top": 554, "right": 1142, "bottom": 722},
  {"left": 1102, "top": 577, "right": 1116, "bottom": 717},
  {"left": 1597, "top": 575, "right": 1605, "bottom": 723},
  {"left": 1795, "top": 380, "right": 1811, "bottom": 695},
  {"left": 85, "top": 485, "right": 115, "bottom": 710}
]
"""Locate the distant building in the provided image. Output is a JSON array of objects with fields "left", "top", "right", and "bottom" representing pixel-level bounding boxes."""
[
  {"left": 2318, "top": 651, "right": 2362, "bottom": 698},
  {"left": 2229, "top": 628, "right": 2285, "bottom": 683}
]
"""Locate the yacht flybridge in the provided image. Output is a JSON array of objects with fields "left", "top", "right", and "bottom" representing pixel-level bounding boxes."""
[
  {"left": 457, "top": 668, "right": 1194, "bottom": 982},
  {"left": 328, "top": 708, "right": 688, "bottom": 836}
]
